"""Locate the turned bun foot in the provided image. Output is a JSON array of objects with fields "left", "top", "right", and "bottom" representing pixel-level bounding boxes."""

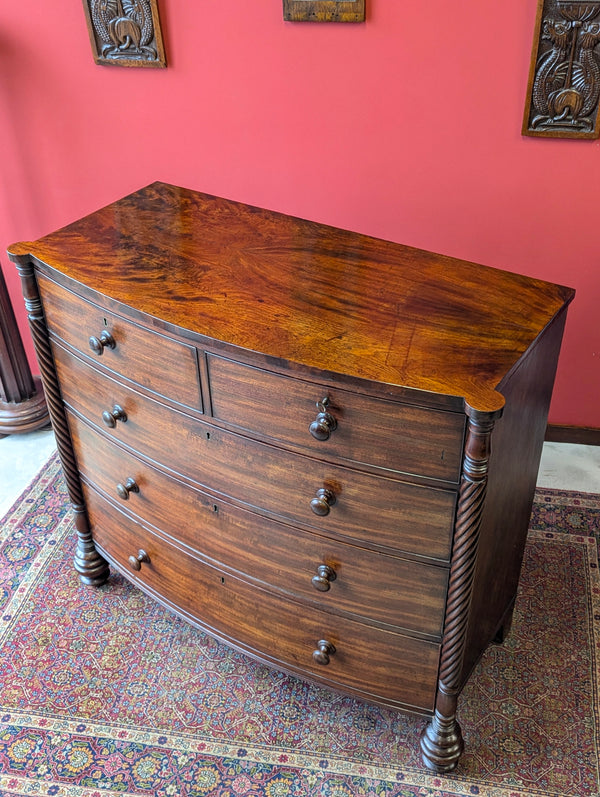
[
  {"left": 420, "top": 710, "right": 464, "bottom": 772},
  {"left": 73, "top": 505, "right": 110, "bottom": 587}
]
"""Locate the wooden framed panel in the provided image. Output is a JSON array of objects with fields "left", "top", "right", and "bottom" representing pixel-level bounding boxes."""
[
  {"left": 522, "top": 0, "right": 600, "bottom": 139},
  {"left": 283, "top": 0, "right": 365, "bottom": 22},
  {"left": 82, "top": 0, "right": 166, "bottom": 68}
]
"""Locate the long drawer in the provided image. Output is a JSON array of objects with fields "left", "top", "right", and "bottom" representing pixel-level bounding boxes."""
[
  {"left": 38, "top": 273, "right": 202, "bottom": 411},
  {"left": 85, "top": 487, "right": 441, "bottom": 713},
  {"left": 69, "top": 411, "right": 448, "bottom": 636},
  {"left": 208, "top": 354, "right": 465, "bottom": 481},
  {"left": 54, "top": 344, "right": 457, "bottom": 561}
]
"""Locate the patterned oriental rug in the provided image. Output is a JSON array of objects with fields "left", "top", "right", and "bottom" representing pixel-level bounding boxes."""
[{"left": 0, "top": 454, "right": 599, "bottom": 797}]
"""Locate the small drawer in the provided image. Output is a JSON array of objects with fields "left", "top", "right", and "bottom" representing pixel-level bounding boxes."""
[
  {"left": 37, "top": 273, "right": 202, "bottom": 411},
  {"left": 85, "top": 488, "right": 441, "bottom": 713},
  {"left": 207, "top": 355, "right": 465, "bottom": 482},
  {"left": 54, "top": 345, "right": 457, "bottom": 561},
  {"left": 69, "top": 413, "right": 448, "bottom": 636}
]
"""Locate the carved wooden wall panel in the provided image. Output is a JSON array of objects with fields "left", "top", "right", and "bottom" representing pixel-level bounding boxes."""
[
  {"left": 523, "top": 0, "right": 600, "bottom": 138},
  {"left": 283, "top": 1, "right": 365, "bottom": 23},
  {"left": 82, "top": 0, "right": 166, "bottom": 68}
]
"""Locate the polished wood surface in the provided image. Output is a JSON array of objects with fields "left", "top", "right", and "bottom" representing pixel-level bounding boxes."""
[
  {"left": 86, "top": 487, "right": 442, "bottom": 713},
  {"left": 38, "top": 273, "right": 202, "bottom": 411},
  {"left": 207, "top": 354, "right": 465, "bottom": 480},
  {"left": 9, "top": 182, "right": 574, "bottom": 414},
  {"left": 8, "top": 182, "right": 574, "bottom": 772},
  {"left": 69, "top": 411, "right": 449, "bottom": 636},
  {"left": 54, "top": 342, "right": 457, "bottom": 561}
]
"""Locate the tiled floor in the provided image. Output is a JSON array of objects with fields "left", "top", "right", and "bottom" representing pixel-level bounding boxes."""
[
  {"left": 1, "top": 427, "right": 599, "bottom": 519},
  {"left": 0, "top": 427, "right": 57, "bottom": 517},
  {"left": 537, "top": 441, "right": 600, "bottom": 492}
]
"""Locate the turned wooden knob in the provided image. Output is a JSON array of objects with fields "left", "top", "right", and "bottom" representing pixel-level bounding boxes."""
[
  {"left": 309, "top": 398, "right": 337, "bottom": 441},
  {"left": 128, "top": 549, "right": 150, "bottom": 571},
  {"left": 102, "top": 404, "right": 127, "bottom": 428},
  {"left": 310, "top": 488, "right": 336, "bottom": 516},
  {"left": 313, "top": 639, "right": 336, "bottom": 665},
  {"left": 116, "top": 477, "right": 139, "bottom": 500},
  {"left": 89, "top": 330, "right": 116, "bottom": 355},
  {"left": 312, "top": 564, "right": 337, "bottom": 592}
]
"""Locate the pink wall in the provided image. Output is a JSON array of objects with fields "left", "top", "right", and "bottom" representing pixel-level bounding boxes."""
[{"left": 1, "top": 0, "right": 598, "bottom": 426}]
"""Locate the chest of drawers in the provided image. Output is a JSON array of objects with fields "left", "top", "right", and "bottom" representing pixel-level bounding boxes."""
[{"left": 9, "top": 182, "right": 574, "bottom": 771}]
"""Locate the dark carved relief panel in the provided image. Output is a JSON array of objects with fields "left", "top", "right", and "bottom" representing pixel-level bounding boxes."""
[
  {"left": 82, "top": 0, "right": 166, "bottom": 68},
  {"left": 523, "top": 0, "right": 600, "bottom": 138}
]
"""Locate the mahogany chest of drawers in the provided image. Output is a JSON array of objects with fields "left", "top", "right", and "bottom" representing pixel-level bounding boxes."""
[{"left": 9, "top": 182, "right": 574, "bottom": 771}]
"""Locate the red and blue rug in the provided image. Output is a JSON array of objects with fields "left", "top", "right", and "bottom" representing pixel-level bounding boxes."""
[{"left": 0, "top": 452, "right": 599, "bottom": 796}]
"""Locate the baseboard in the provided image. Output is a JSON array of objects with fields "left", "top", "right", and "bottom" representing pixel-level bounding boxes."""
[{"left": 545, "top": 424, "right": 600, "bottom": 446}]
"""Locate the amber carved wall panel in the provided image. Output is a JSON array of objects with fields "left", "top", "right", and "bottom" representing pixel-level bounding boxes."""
[
  {"left": 523, "top": 0, "right": 600, "bottom": 138},
  {"left": 82, "top": 0, "right": 166, "bottom": 68},
  {"left": 283, "top": 1, "right": 365, "bottom": 23}
]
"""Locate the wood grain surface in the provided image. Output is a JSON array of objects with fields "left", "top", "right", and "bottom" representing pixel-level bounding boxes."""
[{"left": 9, "top": 182, "right": 575, "bottom": 413}]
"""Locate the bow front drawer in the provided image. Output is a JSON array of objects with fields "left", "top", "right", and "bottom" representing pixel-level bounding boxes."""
[
  {"left": 85, "top": 487, "right": 441, "bottom": 713},
  {"left": 69, "top": 412, "right": 449, "bottom": 637},
  {"left": 54, "top": 343, "right": 457, "bottom": 561},
  {"left": 207, "top": 355, "right": 465, "bottom": 482},
  {"left": 37, "top": 274, "right": 202, "bottom": 411}
]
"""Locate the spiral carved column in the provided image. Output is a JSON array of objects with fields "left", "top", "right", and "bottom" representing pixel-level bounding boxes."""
[
  {"left": 420, "top": 410, "right": 497, "bottom": 772},
  {"left": 13, "top": 256, "right": 109, "bottom": 587}
]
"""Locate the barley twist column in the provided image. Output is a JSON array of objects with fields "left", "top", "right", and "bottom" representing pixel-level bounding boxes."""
[
  {"left": 13, "top": 254, "right": 109, "bottom": 586},
  {"left": 420, "top": 409, "right": 498, "bottom": 772}
]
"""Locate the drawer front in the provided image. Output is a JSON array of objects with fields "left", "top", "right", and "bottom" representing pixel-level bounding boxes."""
[
  {"left": 37, "top": 273, "right": 202, "bottom": 411},
  {"left": 86, "top": 488, "right": 441, "bottom": 713},
  {"left": 55, "top": 345, "right": 457, "bottom": 561},
  {"left": 208, "top": 355, "right": 465, "bottom": 481},
  {"left": 69, "top": 413, "right": 448, "bottom": 636}
]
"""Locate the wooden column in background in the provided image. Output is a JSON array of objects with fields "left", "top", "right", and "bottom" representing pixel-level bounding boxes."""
[{"left": 0, "top": 263, "right": 49, "bottom": 434}]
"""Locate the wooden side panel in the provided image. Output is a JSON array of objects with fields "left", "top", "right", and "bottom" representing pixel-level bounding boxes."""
[{"left": 460, "top": 308, "right": 570, "bottom": 683}]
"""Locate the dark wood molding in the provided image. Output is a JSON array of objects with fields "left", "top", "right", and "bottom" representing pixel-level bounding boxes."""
[
  {"left": 545, "top": 424, "right": 600, "bottom": 446},
  {"left": 0, "top": 263, "right": 49, "bottom": 434}
]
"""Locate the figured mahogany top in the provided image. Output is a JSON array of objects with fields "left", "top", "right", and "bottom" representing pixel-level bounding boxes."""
[{"left": 9, "top": 182, "right": 574, "bottom": 413}]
